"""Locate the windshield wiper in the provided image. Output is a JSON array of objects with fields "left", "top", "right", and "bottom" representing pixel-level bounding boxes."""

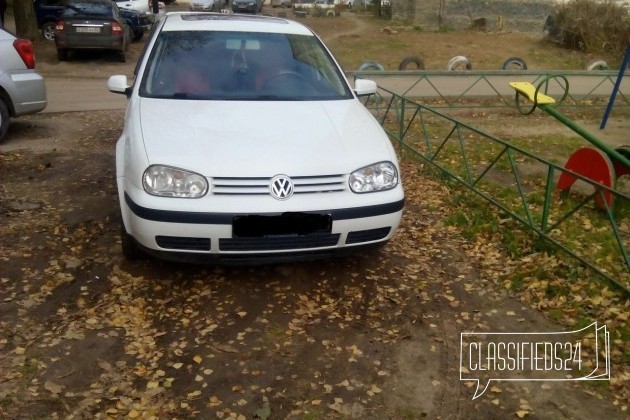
[{"left": 171, "top": 92, "right": 227, "bottom": 100}]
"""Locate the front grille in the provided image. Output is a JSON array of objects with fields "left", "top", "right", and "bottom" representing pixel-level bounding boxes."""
[
  {"left": 212, "top": 175, "right": 346, "bottom": 196},
  {"left": 219, "top": 233, "right": 340, "bottom": 251},
  {"left": 156, "top": 236, "right": 211, "bottom": 251},
  {"left": 345, "top": 227, "right": 391, "bottom": 244}
]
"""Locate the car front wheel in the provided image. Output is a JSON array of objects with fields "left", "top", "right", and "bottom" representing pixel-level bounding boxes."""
[
  {"left": 132, "top": 30, "right": 144, "bottom": 42},
  {"left": 120, "top": 225, "right": 144, "bottom": 260}
]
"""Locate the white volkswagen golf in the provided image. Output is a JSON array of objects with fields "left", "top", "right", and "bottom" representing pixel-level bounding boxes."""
[{"left": 108, "top": 12, "right": 404, "bottom": 263}]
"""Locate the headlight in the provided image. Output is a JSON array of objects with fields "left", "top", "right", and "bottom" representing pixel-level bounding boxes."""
[
  {"left": 143, "top": 165, "right": 208, "bottom": 198},
  {"left": 349, "top": 161, "right": 398, "bottom": 193}
]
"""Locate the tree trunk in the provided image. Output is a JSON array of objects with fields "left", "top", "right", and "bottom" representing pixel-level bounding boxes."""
[{"left": 13, "top": 0, "right": 39, "bottom": 40}]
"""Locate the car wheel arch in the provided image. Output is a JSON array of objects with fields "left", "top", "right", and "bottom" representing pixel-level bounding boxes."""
[
  {"left": 120, "top": 224, "right": 146, "bottom": 260},
  {"left": 41, "top": 21, "right": 57, "bottom": 41},
  {"left": 0, "top": 88, "right": 15, "bottom": 116},
  {"left": 0, "top": 98, "right": 10, "bottom": 141}
]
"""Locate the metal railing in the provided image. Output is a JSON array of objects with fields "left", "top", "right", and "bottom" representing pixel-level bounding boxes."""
[
  {"left": 352, "top": 70, "right": 629, "bottom": 109},
  {"left": 368, "top": 86, "right": 629, "bottom": 293}
]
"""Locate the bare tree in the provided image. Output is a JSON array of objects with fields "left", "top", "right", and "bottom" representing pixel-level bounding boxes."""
[{"left": 13, "top": 0, "right": 39, "bottom": 40}]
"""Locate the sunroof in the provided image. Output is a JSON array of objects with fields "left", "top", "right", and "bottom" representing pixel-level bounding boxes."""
[{"left": 180, "top": 13, "right": 289, "bottom": 24}]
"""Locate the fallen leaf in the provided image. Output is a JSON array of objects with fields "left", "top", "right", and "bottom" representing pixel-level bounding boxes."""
[
  {"left": 187, "top": 390, "right": 202, "bottom": 399},
  {"left": 44, "top": 380, "right": 63, "bottom": 395}
]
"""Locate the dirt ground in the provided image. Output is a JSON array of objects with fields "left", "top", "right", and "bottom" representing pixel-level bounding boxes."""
[{"left": 0, "top": 6, "right": 628, "bottom": 420}]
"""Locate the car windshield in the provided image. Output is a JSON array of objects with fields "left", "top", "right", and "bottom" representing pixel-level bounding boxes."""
[
  {"left": 139, "top": 30, "right": 353, "bottom": 101},
  {"left": 63, "top": 2, "right": 113, "bottom": 17}
]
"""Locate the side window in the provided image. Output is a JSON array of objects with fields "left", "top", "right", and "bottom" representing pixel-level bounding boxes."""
[{"left": 288, "top": 35, "right": 349, "bottom": 96}]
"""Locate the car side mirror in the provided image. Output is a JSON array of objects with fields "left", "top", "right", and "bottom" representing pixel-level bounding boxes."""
[
  {"left": 108, "top": 75, "right": 131, "bottom": 97},
  {"left": 354, "top": 78, "right": 377, "bottom": 97}
]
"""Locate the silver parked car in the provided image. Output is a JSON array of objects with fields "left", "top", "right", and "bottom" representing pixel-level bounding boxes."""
[
  {"left": 0, "top": 28, "right": 47, "bottom": 142},
  {"left": 190, "top": 0, "right": 223, "bottom": 11},
  {"left": 270, "top": 0, "right": 291, "bottom": 7}
]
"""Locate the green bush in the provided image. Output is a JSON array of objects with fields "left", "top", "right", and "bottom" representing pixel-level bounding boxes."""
[{"left": 544, "top": 0, "right": 630, "bottom": 56}]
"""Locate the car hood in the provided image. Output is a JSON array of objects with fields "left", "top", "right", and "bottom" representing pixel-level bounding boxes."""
[
  {"left": 137, "top": 98, "right": 395, "bottom": 177},
  {"left": 120, "top": 8, "right": 145, "bottom": 17}
]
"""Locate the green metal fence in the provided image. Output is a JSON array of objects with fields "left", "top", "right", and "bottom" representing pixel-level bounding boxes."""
[
  {"left": 368, "top": 86, "right": 629, "bottom": 293},
  {"left": 353, "top": 70, "right": 629, "bottom": 109}
]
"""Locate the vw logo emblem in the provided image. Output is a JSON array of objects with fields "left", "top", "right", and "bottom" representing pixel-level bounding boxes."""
[{"left": 270, "top": 175, "right": 294, "bottom": 200}]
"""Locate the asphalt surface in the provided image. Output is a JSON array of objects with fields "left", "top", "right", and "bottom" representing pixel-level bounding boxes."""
[{"left": 44, "top": 76, "right": 128, "bottom": 113}]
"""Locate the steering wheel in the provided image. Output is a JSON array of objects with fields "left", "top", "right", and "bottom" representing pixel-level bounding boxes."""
[{"left": 262, "top": 70, "right": 308, "bottom": 90}]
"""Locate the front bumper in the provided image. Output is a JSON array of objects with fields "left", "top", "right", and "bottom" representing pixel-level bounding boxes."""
[{"left": 121, "top": 190, "right": 404, "bottom": 262}]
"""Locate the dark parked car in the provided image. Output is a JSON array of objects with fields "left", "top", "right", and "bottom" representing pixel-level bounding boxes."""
[
  {"left": 231, "top": 0, "right": 263, "bottom": 14},
  {"left": 34, "top": 0, "right": 64, "bottom": 41},
  {"left": 54, "top": 0, "right": 132, "bottom": 62},
  {"left": 119, "top": 7, "right": 152, "bottom": 42},
  {"left": 37, "top": 0, "right": 149, "bottom": 42}
]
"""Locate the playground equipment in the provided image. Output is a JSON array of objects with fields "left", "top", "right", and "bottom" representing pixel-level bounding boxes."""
[{"left": 510, "top": 76, "right": 630, "bottom": 209}]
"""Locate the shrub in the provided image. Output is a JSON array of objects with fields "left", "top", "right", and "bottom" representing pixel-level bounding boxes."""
[{"left": 544, "top": 0, "right": 630, "bottom": 56}]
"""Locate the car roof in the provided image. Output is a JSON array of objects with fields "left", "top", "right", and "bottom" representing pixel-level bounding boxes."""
[{"left": 159, "top": 12, "right": 315, "bottom": 36}]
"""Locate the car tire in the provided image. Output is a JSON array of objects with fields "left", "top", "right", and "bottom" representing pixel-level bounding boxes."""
[
  {"left": 41, "top": 22, "right": 57, "bottom": 42},
  {"left": 57, "top": 48, "right": 68, "bottom": 61},
  {"left": 586, "top": 59, "right": 608, "bottom": 71},
  {"left": 0, "top": 98, "right": 9, "bottom": 142},
  {"left": 398, "top": 55, "right": 425, "bottom": 70},
  {"left": 357, "top": 60, "right": 384, "bottom": 71},
  {"left": 502, "top": 57, "right": 527, "bottom": 70},
  {"left": 132, "top": 30, "right": 144, "bottom": 42},
  {"left": 447, "top": 55, "right": 472, "bottom": 71},
  {"left": 120, "top": 225, "right": 145, "bottom": 260}
]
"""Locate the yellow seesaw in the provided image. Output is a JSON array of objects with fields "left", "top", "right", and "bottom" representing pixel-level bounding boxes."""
[{"left": 510, "top": 77, "right": 630, "bottom": 209}]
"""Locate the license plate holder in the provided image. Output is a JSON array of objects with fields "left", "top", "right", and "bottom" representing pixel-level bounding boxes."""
[
  {"left": 233, "top": 213, "right": 332, "bottom": 238},
  {"left": 75, "top": 26, "right": 101, "bottom": 33}
]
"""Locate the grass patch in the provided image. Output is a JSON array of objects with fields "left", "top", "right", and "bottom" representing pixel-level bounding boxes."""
[
  {"left": 304, "top": 13, "right": 614, "bottom": 71},
  {"left": 389, "top": 103, "right": 629, "bottom": 290}
]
